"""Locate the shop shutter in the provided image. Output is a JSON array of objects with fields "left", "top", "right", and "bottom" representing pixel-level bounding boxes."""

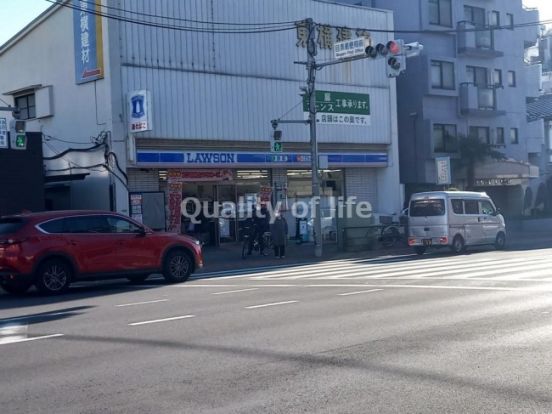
[
  {"left": 127, "top": 169, "right": 160, "bottom": 192},
  {"left": 345, "top": 168, "right": 378, "bottom": 210}
]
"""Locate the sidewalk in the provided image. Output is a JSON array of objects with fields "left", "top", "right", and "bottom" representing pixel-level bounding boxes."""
[{"left": 198, "top": 230, "right": 552, "bottom": 275}]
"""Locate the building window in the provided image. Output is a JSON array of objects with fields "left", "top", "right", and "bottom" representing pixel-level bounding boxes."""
[
  {"left": 507, "top": 71, "right": 516, "bottom": 87},
  {"left": 469, "top": 126, "right": 490, "bottom": 144},
  {"left": 510, "top": 128, "right": 519, "bottom": 144},
  {"left": 493, "top": 69, "right": 502, "bottom": 86},
  {"left": 14, "top": 94, "right": 36, "bottom": 120},
  {"left": 490, "top": 11, "right": 500, "bottom": 28},
  {"left": 429, "top": 0, "right": 452, "bottom": 27},
  {"left": 433, "top": 124, "right": 458, "bottom": 153},
  {"left": 431, "top": 60, "right": 455, "bottom": 90},
  {"left": 506, "top": 13, "right": 514, "bottom": 29},
  {"left": 466, "top": 66, "right": 488, "bottom": 87},
  {"left": 496, "top": 127, "right": 505, "bottom": 145},
  {"left": 464, "top": 5, "right": 486, "bottom": 27}
]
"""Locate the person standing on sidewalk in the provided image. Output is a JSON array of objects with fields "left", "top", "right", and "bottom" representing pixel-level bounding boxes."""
[{"left": 271, "top": 212, "right": 288, "bottom": 258}]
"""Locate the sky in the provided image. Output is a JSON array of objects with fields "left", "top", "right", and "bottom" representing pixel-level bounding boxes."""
[{"left": 0, "top": 0, "right": 551, "bottom": 46}]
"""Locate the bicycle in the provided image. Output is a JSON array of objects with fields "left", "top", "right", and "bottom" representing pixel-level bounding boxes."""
[
  {"left": 241, "top": 231, "right": 273, "bottom": 259},
  {"left": 379, "top": 224, "right": 404, "bottom": 248}
]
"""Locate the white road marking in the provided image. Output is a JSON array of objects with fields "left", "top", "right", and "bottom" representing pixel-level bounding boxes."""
[
  {"left": 338, "top": 288, "right": 383, "bottom": 296},
  {"left": 212, "top": 288, "right": 259, "bottom": 295},
  {"left": 245, "top": 300, "right": 299, "bottom": 309},
  {"left": 116, "top": 299, "right": 169, "bottom": 307},
  {"left": 0, "top": 333, "right": 64, "bottom": 345},
  {"left": 129, "top": 315, "right": 195, "bottom": 326}
]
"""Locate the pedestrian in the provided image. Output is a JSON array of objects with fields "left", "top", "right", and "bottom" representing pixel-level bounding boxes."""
[
  {"left": 270, "top": 212, "right": 288, "bottom": 259},
  {"left": 252, "top": 205, "right": 269, "bottom": 255}
]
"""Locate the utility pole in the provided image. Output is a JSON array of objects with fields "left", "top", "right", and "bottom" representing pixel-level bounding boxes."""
[{"left": 306, "top": 18, "right": 323, "bottom": 258}]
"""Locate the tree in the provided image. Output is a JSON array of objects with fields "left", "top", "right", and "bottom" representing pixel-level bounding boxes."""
[{"left": 452, "top": 135, "right": 506, "bottom": 190}]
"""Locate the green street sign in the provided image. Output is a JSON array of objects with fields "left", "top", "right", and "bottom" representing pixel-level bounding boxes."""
[{"left": 272, "top": 141, "right": 282, "bottom": 152}]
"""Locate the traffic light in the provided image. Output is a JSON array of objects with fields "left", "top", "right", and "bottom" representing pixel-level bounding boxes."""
[
  {"left": 365, "top": 42, "right": 389, "bottom": 58},
  {"left": 385, "top": 40, "right": 406, "bottom": 78},
  {"left": 10, "top": 120, "right": 27, "bottom": 150},
  {"left": 270, "top": 129, "right": 282, "bottom": 153}
]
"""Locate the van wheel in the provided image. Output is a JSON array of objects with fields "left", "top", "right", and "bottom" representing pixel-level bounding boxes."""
[
  {"left": 35, "top": 258, "right": 72, "bottom": 295},
  {"left": 451, "top": 235, "right": 466, "bottom": 254},
  {"left": 495, "top": 232, "right": 506, "bottom": 250},
  {"left": 414, "top": 246, "right": 426, "bottom": 255}
]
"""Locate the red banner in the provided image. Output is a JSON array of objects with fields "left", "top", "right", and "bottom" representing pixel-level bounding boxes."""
[
  {"left": 167, "top": 182, "right": 183, "bottom": 233},
  {"left": 168, "top": 169, "right": 233, "bottom": 183}
]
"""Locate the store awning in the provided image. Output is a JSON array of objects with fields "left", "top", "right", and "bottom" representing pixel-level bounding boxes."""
[{"left": 473, "top": 159, "right": 539, "bottom": 186}]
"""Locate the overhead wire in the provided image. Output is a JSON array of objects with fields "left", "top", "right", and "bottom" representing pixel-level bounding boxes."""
[
  {"left": 70, "top": 0, "right": 300, "bottom": 27},
  {"left": 44, "top": 0, "right": 300, "bottom": 34},
  {"left": 44, "top": 0, "right": 552, "bottom": 36}
]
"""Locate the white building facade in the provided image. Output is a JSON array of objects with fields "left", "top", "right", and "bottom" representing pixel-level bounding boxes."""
[{"left": 0, "top": 0, "right": 402, "bottom": 245}]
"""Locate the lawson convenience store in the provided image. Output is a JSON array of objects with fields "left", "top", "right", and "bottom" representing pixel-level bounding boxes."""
[{"left": 128, "top": 149, "right": 389, "bottom": 246}]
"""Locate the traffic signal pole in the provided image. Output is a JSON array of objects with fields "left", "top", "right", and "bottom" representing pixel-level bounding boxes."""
[
  {"left": 305, "top": 18, "right": 323, "bottom": 258},
  {"left": 277, "top": 19, "right": 423, "bottom": 258}
]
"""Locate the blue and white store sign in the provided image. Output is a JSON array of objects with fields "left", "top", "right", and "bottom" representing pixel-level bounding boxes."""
[
  {"left": 136, "top": 150, "right": 388, "bottom": 168},
  {"left": 128, "top": 90, "right": 152, "bottom": 133}
]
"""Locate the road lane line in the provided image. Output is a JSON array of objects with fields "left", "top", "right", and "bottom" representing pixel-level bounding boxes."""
[
  {"left": 245, "top": 300, "right": 299, "bottom": 309},
  {"left": 212, "top": 288, "right": 259, "bottom": 295},
  {"left": 338, "top": 288, "right": 383, "bottom": 296},
  {"left": 0, "top": 333, "right": 64, "bottom": 345},
  {"left": 129, "top": 315, "right": 195, "bottom": 326},
  {"left": 116, "top": 299, "right": 169, "bottom": 307}
]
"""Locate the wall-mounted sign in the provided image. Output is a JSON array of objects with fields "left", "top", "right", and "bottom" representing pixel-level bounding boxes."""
[
  {"left": 73, "top": 0, "right": 104, "bottom": 84},
  {"left": 303, "top": 91, "right": 371, "bottom": 126},
  {"left": 128, "top": 90, "right": 152, "bottom": 133},
  {"left": 435, "top": 156, "right": 451, "bottom": 185},
  {"left": 474, "top": 178, "right": 521, "bottom": 187},
  {"left": 0, "top": 118, "right": 8, "bottom": 149},
  {"left": 136, "top": 151, "right": 388, "bottom": 168}
]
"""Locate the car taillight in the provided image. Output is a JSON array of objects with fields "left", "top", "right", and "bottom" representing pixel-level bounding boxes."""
[
  {"left": 408, "top": 237, "right": 416, "bottom": 246},
  {"left": 439, "top": 236, "right": 448, "bottom": 245}
]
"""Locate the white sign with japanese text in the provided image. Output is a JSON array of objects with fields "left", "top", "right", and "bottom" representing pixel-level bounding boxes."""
[
  {"left": 334, "top": 37, "right": 370, "bottom": 59},
  {"left": 0, "top": 118, "right": 8, "bottom": 149},
  {"left": 435, "top": 156, "right": 451, "bottom": 185},
  {"left": 128, "top": 90, "right": 152, "bottom": 133}
]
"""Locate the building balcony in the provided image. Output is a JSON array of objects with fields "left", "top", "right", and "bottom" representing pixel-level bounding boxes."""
[
  {"left": 457, "top": 21, "right": 503, "bottom": 58},
  {"left": 459, "top": 83, "right": 506, "bottom": 117}
]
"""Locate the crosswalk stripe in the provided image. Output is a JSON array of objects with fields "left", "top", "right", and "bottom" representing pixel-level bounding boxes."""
[{"left": 251, "top": 257, "right": 551, "bottom": 281}]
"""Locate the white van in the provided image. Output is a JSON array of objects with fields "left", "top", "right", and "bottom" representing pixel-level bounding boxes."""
[{"left": 407, "top": 191, "right": 506, "bottom": 255}]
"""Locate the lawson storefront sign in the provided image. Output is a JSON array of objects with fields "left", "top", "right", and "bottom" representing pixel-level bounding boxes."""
[{"left": 136, "top": 151, "right": 388, "bottom": 168}]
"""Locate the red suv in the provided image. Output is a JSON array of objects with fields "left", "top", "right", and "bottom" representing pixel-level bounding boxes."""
[{"left": 0, "top": 211, "right": 203, "bottom": 295}]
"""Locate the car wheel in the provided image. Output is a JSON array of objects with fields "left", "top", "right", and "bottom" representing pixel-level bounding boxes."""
[
  {"left": 495, "top": 232, "right": 506, "bottom": 250},
  {"left": 127, "top": 275, "right": 149, "bottom": 284},
  {"left": 35, "top": 258, "right": 72, "bottom": 295},
  {"left": 0, "top": 280, "right": 32, "bottom": 295},
  {"left": 451, "top": 235, "right": 466, "bottom": 255},
  {"left": 163, "top": 249, "right": 192, "bottom": 283},
  {"left": 414, "top": 246, "right": 426, "bottom": 255}
]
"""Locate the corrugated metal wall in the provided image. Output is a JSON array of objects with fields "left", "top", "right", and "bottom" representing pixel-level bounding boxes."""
[{"left": 117, "top": 0, "right": 394, "bottom": 145}]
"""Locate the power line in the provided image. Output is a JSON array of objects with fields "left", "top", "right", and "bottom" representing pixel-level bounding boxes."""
[
  {"left": 45, "top": 0, "right": 552, "bottom": 36},
  {"left": 70, "top": 0, "right": 300, "bottom": 27},
  {"left": 0, "top": 96, "right": 11, "bottom": 106},
  {"left": 44, "top": 0, "right": 300, "bottom": 34}
]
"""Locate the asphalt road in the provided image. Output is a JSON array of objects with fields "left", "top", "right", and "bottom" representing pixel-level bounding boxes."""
[{"left": 2, "top": 244, "right": 552, "bottom": 413}]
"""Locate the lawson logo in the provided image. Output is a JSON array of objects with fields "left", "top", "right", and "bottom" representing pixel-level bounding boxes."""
[{"left": 186, "top": 152, "right": 236, "bottom": 164}]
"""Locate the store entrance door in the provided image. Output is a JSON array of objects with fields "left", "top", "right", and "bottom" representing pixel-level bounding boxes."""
[{"left": 216, "top": 185, "right": 237, "bottom": 244}]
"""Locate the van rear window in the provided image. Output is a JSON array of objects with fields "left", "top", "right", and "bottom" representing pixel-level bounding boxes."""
[
  {"left": 0, "top": 218, "right": 26, "bottom": 235},
  {"left": 409, "top": 199, "right": 446, "bottom": 217}
]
